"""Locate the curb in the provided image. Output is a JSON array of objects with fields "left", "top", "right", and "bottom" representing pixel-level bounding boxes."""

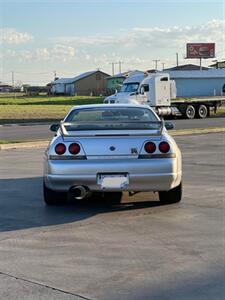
[
  {"left": 0, "top": 122, "right": 51, "bottom": 127},
  {"left": 0, "top": 140, "right": 49, "bottom": 150},
  {"left": 0, "top": 127, "right": 225, "bottom": 150},
  {"left": 171, "top": 127, "right": 225, "bottom": 136}
]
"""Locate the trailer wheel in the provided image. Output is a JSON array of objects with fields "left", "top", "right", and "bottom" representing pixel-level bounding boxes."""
[
  {"left": 196, "top": 104, "right": 208, "bottom": 119},
  {"left": 185, "top": 105, "right": 195, "bottom": 119}
]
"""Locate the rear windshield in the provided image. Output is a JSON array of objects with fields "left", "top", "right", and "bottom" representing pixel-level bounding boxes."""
[{"left": 64, "top": 107, "right": 160, "bottom": 131}]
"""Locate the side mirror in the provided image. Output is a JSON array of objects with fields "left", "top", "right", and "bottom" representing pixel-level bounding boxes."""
[
  {"left": 165, "top": 122, "right": 174, "bottom": 130},
  {"left": 50, "top": 123, "right": 59, "bottom": 132},
  {"left": 140, "top": 87, "right": 145, "bottom": 95}
]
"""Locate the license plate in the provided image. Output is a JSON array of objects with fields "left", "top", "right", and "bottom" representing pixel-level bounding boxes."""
[{"left": 98, "top": 174, "right": 129, "bottom": 189}]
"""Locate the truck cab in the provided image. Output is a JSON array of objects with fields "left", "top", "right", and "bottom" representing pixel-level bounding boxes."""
[
  {"left": 104, "top": 72, "right": 144, "bottom": 104},
  {"left": 137, "top": 73, "right": 176, "bottom": 107}
]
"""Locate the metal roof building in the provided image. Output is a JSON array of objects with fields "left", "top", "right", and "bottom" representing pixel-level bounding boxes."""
[
  {"left": 51, "top": 70, "right": 110, "bottom": 96},
  {"left": 164, "top": 69, "right": 225, "bottom": 97}
]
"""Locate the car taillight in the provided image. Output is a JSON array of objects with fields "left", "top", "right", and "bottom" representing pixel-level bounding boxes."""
[
  {"left": 144, "top": 142, "right": 156, "bottom": 153},
  {"left": 159, "top": 141, "right": 170, "bottom": 153},
  {"left": 55, "top": 143, "right": 66, "bottom": 155},
  {"left": 69, "top": 143, "right": 80, "bottom": 155}
]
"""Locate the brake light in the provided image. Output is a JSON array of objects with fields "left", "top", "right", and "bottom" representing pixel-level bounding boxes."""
[
  {"left": 69, "top": 143, "right": 80, "bottom": 155},
  {"left": 144, "top": 142, "right": 156, "bottom": 153},
  {"left": 55, "top": 143, "right": 66, "bottom": 155},
  {"left": 159, "top": 141, "right": 170, "bottom": 153}
]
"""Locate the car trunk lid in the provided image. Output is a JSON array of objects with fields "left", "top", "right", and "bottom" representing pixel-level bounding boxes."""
[{"left": 63, "top": 134, "right": 161, "bottom": 159}]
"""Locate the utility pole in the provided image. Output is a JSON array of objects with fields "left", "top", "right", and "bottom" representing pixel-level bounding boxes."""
[
  {"left": 110, "top": 63, "right": 115, "bottom": 76},
  {"left": 176, "top": 53, "right": 179, "bottom": 66},
  {"left": 11, "top": 71, "right": 14, "bottom": 87},
  {"left": 118, "top": 61, "right": 124, "bottom": 73},
  {"left": 153, "top": 59, "right": 160, "bottom": 70},
  {"left": 162, "top": 63, "right": 165, "bottom": 70}
]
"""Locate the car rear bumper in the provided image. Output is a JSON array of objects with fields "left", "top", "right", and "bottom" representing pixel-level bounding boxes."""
[{"left": 44, "top": 157, "right": 182, "bottom": 192}]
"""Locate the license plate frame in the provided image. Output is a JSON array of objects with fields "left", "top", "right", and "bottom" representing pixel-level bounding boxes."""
[{"left": 97, "top": 173, "right": 129, "bottom": 189}]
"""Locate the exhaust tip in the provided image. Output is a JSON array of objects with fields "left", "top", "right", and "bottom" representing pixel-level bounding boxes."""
[{"left": 71, "top": 185, "right": 88, "bottom": 200}]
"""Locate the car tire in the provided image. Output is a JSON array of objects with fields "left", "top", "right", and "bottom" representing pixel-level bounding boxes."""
[
  {"left": 158, "top": 182, "right": 182, "bottom": 204},
  {"left": 43, "top": 182, "right": 68, "bottom": 205},
  {"left": 104, "top": 192, "right": 122, "bottom": 204}
]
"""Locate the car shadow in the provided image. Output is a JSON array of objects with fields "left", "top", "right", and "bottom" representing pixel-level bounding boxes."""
[{"left": 0, "top": 176, "right": 171, "bottom": 233}]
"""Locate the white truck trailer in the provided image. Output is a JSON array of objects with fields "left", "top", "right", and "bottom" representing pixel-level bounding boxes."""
[{"left": 104, "top": 72, "right": 225, "bottom": 119}]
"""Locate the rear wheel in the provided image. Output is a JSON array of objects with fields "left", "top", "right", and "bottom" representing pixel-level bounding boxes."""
[
  {"left": 185, "top": 105, "right": 195, "bottom": 119},
  {"left": 43, "top": 183, "right": 68, "bottom": 205},
  {"left": 196, "top": 104, "right": 208, "bottom": 119},
  {"left": 159, "top": 182, "right": 182, "bottom": 204}
]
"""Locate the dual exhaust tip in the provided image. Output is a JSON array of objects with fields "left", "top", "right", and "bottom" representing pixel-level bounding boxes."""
[{"left": 71, "top": 185, "right": 89, "bottom": 200}]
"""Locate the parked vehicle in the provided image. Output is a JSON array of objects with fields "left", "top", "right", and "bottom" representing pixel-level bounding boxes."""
[
  {"left": 44, "top": 104, "right": 182, "bottom": 205},
  {"left": 104, "top": 73, "right": 225, "bottom": 119}
]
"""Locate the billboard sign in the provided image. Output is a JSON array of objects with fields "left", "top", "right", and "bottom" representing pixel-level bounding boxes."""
[{"left": 186, "top": 43, "right": 215, "bottom": 59}]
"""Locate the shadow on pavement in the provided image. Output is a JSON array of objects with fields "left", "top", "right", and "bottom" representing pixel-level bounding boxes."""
[{"left": 0, "top": 176, "right": 166, "bottom": 233}]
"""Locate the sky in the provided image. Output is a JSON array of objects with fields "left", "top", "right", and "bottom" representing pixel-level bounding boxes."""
[{"left": 0, "top": 0, "right": 225, "bottom": 85}]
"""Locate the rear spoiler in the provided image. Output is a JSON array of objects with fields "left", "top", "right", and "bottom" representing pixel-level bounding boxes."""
[{"left": 60, "top": 120, "right": 164, "bottom": 137}]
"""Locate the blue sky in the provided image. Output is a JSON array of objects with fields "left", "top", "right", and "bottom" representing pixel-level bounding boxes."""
[{"left": 0, "top": 0, "right": 225, "bottom": 85}]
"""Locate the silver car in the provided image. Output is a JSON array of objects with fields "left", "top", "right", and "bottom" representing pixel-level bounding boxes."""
[{"left": 43, "top": 104, "right": 182, "bottom": 205}]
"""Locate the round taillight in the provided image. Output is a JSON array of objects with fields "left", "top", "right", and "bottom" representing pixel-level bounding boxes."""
[
  {"left": 144, "top": 142, "right": 156, "bottom": 153},
  {"left": 55, "top": 143, "right": 66, "bottom": 155},
  {"left": 159, "top": 141, "right": 170, "bottom": 153},
  {"left": 69, "top": 143, "right": 80, "bottom": 155}
]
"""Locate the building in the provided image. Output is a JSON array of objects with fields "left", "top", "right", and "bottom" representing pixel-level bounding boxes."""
[
  {"left": 106, "top": 70, "right": 145, "bottom": 93},
  {"left": 24, "top": 86, "right": 50, "bottom": 96},
  {"left": 51, "top": 70, "right": 110, "bottom": 96},
  {"left": 0, "top": 83, "right": 13, "bottom": 92},
  {"left": 164, "top": 69, "right": 225, "bottom": 97},
  {"left": 106, "top": 72, "right": 127, "bottom": 92},
  {"left": 164, "top": 64, "right": 209, "bottom": 71},
  {"left": 209, "top": 61, "right": 225, "bottom": 69}
]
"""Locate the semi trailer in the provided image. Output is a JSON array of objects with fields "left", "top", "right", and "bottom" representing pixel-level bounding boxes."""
[{"left": 104, "top": 72, "right": 225, "bottom": 119}]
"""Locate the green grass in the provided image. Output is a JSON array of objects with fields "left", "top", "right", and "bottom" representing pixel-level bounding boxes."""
[
  {"left": 0, "top": 95, "right": 224, "bottom": 123},
  {"left": 0, "top": 95, "right": 104, "bottom": 123},
  {"left": 0, "top": 140, "right": 23, "bottom": 144},
  {"left": 0, "top": 95, "right": 103, "bottom": 105}
]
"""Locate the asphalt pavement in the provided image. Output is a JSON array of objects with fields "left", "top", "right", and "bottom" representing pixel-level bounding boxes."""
[
  {"left": 0, "top": 133, "right": 224, "bottom": 299},
  {"left": 0, "top": 116, "right": 225, "bottom": 141}
]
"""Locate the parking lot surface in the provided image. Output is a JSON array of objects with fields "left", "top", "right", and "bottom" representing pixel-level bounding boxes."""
[{"left": 0, "top": 133, "right": 224, "bottom": 300}]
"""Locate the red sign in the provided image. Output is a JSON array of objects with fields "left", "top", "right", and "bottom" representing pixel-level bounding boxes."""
[{"left": 186, "top": 43, "right": 215, "bottom": 58}]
